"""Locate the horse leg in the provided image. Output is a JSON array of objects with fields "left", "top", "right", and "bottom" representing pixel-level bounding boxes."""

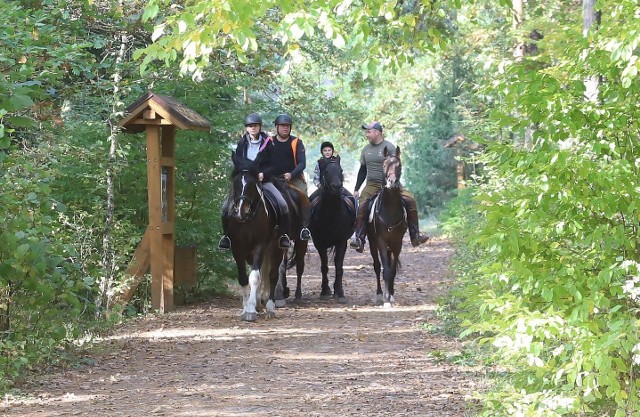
[
  {"left": 369, "top": 237, "right": 383, "bottom": 305},
  {"left": 382, "top": 248, "right": 396, "bottom": 309},
  {"left": 294, "top": 241, "right": 307, "bottom": 300},
  {"left": 265, "top": 247, "right": 281, "bottom": 319},
  {"left": 241, "top": 249, "right": 263, "bottom": 322},
  {"left": 275, "top": 251, "right": 287, "bottom": 308},
  {"left": 333, "top": 240, "right": 348, "bottom": 304},
  {"left": 232, "top": 253, "right": 252, "bottom": 319},
  {"left": 319, "top": 248, "right": 331, "bottom": 300}
]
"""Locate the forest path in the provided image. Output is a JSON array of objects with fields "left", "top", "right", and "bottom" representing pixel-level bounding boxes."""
[{"left": 3, "top": 237, "right": 482, "bottom": 417}]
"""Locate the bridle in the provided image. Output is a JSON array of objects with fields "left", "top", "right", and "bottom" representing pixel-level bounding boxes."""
[
  {"left": 383, "top": 154, "right": 402, "bottom": 189},
  {"left": 232, "top": 170, "right": 265, "bottom": 223},
  {"left": 320, "top": 159, "right": 344, "bottom": 194},
  {"left": 374, "top": 153, "right": 405, "bottom": 233}
]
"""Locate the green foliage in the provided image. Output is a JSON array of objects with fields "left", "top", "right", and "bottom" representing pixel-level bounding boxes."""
[
  {"left": 449, "top": 1, "right": 640, "bottom": 415},
  {"left": 0, "top": 151, "right": 94, "bottom": 388},
  {"left": 137, "top": 0, "right": 451, "bottom": 79}
]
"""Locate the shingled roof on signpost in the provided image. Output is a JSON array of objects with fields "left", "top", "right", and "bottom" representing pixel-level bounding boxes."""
[{"left": 119, "top": 91, "right": 211, "bottom": 134}]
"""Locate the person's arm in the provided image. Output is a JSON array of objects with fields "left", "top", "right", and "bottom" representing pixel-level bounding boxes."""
[
  {"left": 312, "top": 161, "right": 321, "bottom": 187},
  {"left": 290, "top": 139, "right": 306, "bottom": 179},
  {"left": 354, "top": 164, "right": 366, "bottom": 192},
  {"left": 234, "top": 137, "right": 244, "bottom": 156},
  {"left": 258, "top": 139, "right": 273, "bottom": 180}
]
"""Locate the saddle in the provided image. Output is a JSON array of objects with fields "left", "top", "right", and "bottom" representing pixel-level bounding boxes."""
[
  {"left": 367, "top": 192, "right": 407, "bottom": 225},
  {"left": 260, "top": 185, "right": 283, "bottom": 219},
  {"left": 310, "top": 189, "right": 356, "bottom": 216}
]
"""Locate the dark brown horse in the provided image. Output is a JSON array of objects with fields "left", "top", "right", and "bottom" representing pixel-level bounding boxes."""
[
  {"left": 366, "top": 146, "right": 408, "bottom": 308},
  {"left": 271, "top": 178, "right": 308, "bottom": 305},
  {"left": 225, "top": 151, "right": 286, "bottom": 321},
  {"left": 309, "top": 156, "right": 356, "bottom": 303}
]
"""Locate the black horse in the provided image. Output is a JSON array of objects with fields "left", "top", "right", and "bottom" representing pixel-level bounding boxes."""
[
  {"left": 366, "top": 146, "right": 408, "bottom": 308},
  {"left": 309, "top": 156, "right": 356, "bottom": 303},
  {"left": 225, "top": 151, "right": 286, "bottom": 321}
]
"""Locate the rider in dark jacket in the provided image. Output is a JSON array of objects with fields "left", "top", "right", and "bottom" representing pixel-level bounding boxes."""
[
  {"left": 259, "top": 114, "right": 312, "bottom": 241},
  {"left": 218, "top": 113, "right": 291, "bottom": 250}
]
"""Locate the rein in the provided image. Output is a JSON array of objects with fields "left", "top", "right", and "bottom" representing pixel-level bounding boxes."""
[
  {"left": 374, "top": 154, "right": 406, "bottom": 233},
  {"left": 233, "top": 173, "right": 267, "bottom": 223},
  {"left": 372, "top": 190, "right": 407, "bottom": 234}
]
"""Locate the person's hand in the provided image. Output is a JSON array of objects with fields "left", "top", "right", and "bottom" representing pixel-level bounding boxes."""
[
  {"left": 284, "top": 172, "right": 292, "bottom": 181},
  {"left": 353, "top": 190, "right": 359, "bottom": 199},
  {"left": 258, "top": 173, "right": 264, "bottom": 182}
]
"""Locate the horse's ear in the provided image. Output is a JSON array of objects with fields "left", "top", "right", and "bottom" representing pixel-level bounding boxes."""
[
  {"left": 383, "top": 146, "right": 389, "bottom": 157},
  {"left": 396, "top": 146, "right": 401, "bottom": 158},
  {"left": 335, "top": 155, "right": 341, "bottom": 163},
  {"left": 231, "top": 150, "right": 238, "bottom": 165}
]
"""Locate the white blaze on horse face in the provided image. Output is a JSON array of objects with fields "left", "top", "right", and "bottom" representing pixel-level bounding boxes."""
[
  {"left": 384, "top": 163, "right": 397, "bottom": 188},
  {"left": 236, "top": 174, "right": 249, "bottom": 219}
]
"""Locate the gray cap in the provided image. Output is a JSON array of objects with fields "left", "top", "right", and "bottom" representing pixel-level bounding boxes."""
[{"left": 361, "top": 121, "right": 383, "bottom": 132}]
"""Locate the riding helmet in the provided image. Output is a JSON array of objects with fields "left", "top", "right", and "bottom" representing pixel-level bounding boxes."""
[
  {"left": 274, "top": 114, "right": 293, "bottom": 125},
  {"left": 244, "top": 113, "right": 262, "bottom": 126},
  {"left": 320, "top": 141, "right": 334, "bottom": 152}
]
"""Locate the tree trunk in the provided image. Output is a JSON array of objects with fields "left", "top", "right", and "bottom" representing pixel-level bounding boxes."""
[
  {"left": 512, "top": 0, "right": 524, "bottom": 61},
  {"left": 97, "top": 17, "right": 129, "bottom": 315},
  {"left": 583, "top": 0, "right": 600, "bottom": 102}
]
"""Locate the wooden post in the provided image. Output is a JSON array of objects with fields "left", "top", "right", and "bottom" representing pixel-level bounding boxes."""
[
  {"left": 456, "top": 149, "right": 466, "bottom": 190},
  {"left": 116, "top": 92, "right": 210, "bottom": 313},
  {"left": 160, "top": 125, "right": 176, "bottom": 311},
  {"left": 146, "top": 126, "right": 166, "bottom": 311}
]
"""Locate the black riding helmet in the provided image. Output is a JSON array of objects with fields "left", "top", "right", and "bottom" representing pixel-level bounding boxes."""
[
  {"left": 274, "top": 114, "right": 293, "bottom": 125},
  {"left": 244, "top": 113, "right": 262, "bottom": 126},
  {"left": 320, "top": 141, "right": 334, "bottom": 152}
]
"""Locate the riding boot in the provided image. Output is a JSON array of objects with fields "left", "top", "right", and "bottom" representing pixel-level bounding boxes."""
[
  {"left": 277, "top": 198, "right": 292, "bottom": 248},
  {"left": 402, "top": 196, "right": 429, "bottom": 247},
  {"left": 300, "top": 203, "right": 312, "bottom": 241},
  {"left": 349, "top": 202, "right": 368, "bottom": 253}
]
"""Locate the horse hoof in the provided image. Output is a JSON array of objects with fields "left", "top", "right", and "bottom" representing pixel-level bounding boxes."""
[
  {"left": 337, "top": 296, "right": 348, "bottom": 304},
  {"left": 241, "top": 312, "right": 258, "bottom": 322},
  {"left": 383, "top": 302, "right": 393, "bottom": 309},
  {"left": 319, "top": 294, "right": 332, "bottom": 301},
  {"left": 265, "top": 311, "right": 276, "bottom": 319},
  {"left": 275, "top": 299, "right": 286, "bottom": 308},
  {"left": 295, "top": 291, "right": 302, "bottom": 300}
]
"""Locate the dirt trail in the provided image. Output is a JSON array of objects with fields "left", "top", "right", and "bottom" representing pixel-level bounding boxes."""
[{"left": 2, "top": 238, "right": 482, "bottom": 417}]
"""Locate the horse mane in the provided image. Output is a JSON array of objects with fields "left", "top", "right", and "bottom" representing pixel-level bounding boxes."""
[{"left": 231, "top": 151, "right": 260, "bottom": 177}]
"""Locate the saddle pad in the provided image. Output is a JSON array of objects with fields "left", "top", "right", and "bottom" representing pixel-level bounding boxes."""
[{"left": 367, "top": 194, "right": 407, "bottom": 223}]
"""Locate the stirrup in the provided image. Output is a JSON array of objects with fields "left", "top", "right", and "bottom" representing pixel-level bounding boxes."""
[
  {"left": 218, "top": 235, "right": 231, "bottom": 250},
  {"left": 279, "top": 234, "right": 291, "bottom": 249},
  {"left": 350, "top": 237, "right": 364, "bottom": 253},
  {"left": 300, "top": 228, "right": 311, "bottom": 241}
]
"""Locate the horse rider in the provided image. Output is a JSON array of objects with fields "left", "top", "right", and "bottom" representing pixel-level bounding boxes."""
[
  {"left": 258, "top": 113, "right": 312, "bottom": 241},
  {"left": 218, "top": 113, "right": 291, "bottom": 250},
  {"left": 309, "top": 141, "right": 354, "bottom": 204},
  {"left": 350, "top": 121, "right": 429, "bottom": 253}
]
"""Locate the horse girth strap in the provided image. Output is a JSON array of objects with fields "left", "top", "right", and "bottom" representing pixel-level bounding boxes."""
[{"left": 369, "top": 194, "right": 407, "bottom": 233}]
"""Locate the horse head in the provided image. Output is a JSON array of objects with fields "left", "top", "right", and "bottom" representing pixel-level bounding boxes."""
[
  {"left": 319, "top": 155, "right": 344, "bottom": 196},
  {"left": 230, "top": 151, "right": 262, "bottom": 222},
  {"left": 383, "top": 146, "right": 402, "bottom": 189}
]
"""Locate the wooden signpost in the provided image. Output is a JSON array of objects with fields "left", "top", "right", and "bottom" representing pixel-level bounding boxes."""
[{"left": 113, "top": 92, "right": 210, "bottom": 312}]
